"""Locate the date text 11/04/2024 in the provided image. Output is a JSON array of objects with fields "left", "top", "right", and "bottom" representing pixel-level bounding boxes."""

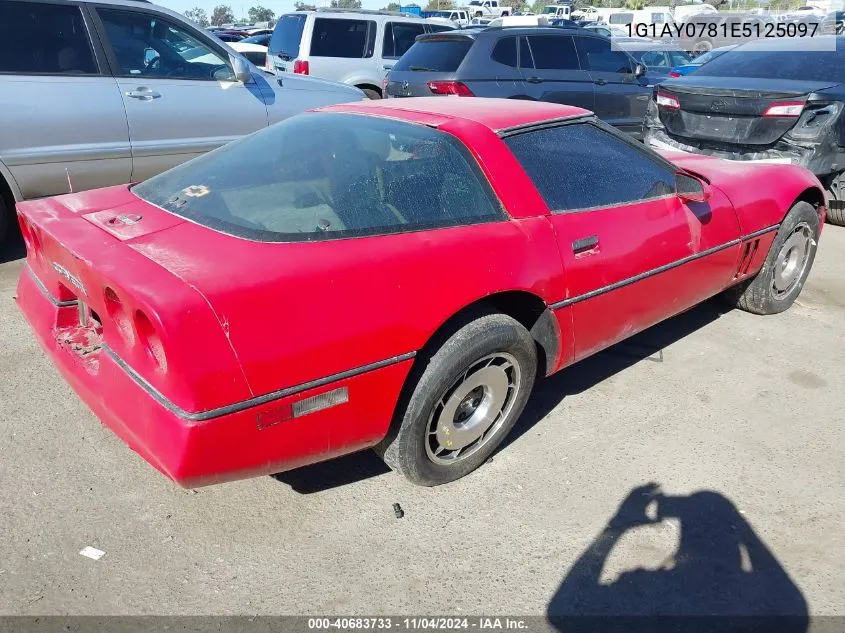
[
  {"left": 628, "top": 21, "right": 819, "bottom": 39},
  {"left": 307, "top": 618, "right": 528, "bottom": 630}
]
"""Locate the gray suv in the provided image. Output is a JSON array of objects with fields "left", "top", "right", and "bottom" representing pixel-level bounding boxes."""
[
  {"left": 0, "top": 0, "right": 364, "bottom": 243},
  {"left": 385, "top": 28, "right": 652, "bottom": 137}
]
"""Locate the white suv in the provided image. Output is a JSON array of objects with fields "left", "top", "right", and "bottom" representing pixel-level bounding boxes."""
[{"left": 266, "top": 9, "right": 456, "bottom": 99}]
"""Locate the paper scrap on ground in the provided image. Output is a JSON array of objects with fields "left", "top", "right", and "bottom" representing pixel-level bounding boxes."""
[{"left": 79, "top": 546, "right": 105, "bottom": 561}]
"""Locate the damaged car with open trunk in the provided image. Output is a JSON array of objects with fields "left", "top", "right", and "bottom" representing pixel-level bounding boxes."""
[{"left": 644, "top": 36, "right": 845, "bottom": 226}]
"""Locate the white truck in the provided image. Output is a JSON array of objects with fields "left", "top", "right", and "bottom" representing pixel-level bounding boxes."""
[
  {"left": 466, "top": 0, "right": 510, "bottom": 18},
  {"left": 541, "top": 4, "right": 572, "bottom": 19}
]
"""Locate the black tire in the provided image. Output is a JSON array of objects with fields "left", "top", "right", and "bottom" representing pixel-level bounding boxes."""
[
  {"left": 722, "top": 201, "right": 819, "bottom": 315},
  {"left": 376, "top": 309, "right": 537, "bottom": 486},
  {"left": 823, "top": 171, "right": 845, "bottom": 226},
  {"left": 361, "top": 88, "right": 381, "bottom": 100},
  {"left": 0, "top": 193, "right": 9, "bottom": 245}
]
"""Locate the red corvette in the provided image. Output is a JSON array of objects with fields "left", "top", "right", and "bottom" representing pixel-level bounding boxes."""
[{"left": 16, "top": 98, "right": 825, "bottom": 488}]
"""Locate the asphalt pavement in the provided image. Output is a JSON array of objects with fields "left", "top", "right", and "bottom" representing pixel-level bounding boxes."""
[{"left": 0, "top": 226, "right": 843, "bottom": 617}]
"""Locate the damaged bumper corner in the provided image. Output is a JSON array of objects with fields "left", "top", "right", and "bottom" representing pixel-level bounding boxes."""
[{"left": 644, "top": 104, "right": 845, "bottom": 179}]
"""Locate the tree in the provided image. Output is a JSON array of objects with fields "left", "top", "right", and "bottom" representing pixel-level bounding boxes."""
[
  {"left": 424, "top": 0, "right": 455, "bottom": 8},
  {"left": 330, "top": 0, "right": 363, "bottom": 7},
  {"left": 295, "top": 1, "right": 317, "bottom": 8},
  {"left": 248, "top": 5, "right": 275, "bottom": 23},
  {"left": 382, "top": 1, "right": 401, "bottom": 9},
  {"left": 624, "top": 0, "right": 643, "bottom": 8},
  {"left": 184, "top": 7, "right": 210, "bottom": 26},
  {"left": 210, "top": 4, "right": 235, "bottom": 25},
  {"left": 500, "top": 0, "right": 524, "bottom": 11}
]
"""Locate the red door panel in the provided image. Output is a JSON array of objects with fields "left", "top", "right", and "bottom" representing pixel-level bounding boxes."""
[{"left": 549, "top": 191, "right": 742, "bottom": 363}]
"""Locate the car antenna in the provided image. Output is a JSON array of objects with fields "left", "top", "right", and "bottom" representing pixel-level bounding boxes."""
[{"left": 66, "top": 168, "right": 74, "bottom": 194}]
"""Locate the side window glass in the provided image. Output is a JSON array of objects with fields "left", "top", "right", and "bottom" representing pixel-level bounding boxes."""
[
  {"left": 504, "top": 124, "right": 675, "bottom": 212},
  {"left": 640, "top": 50, "right": 667, "bottom": 68},
  {"left": 526, "top": 35, "right": 579, "bottom": 70},
  {"left": 574, "top": 36, "right": 633, "bottom": 74},
  {"left": 383, "top": 22, "right": 425, "bottom": 58},
  {"left": 1, "top": 1, "right": 97, "bottom": 74},
  {"left": 98, "top": 9, "right": 234, "bottom": 80},
  {"left": 519, "top": 36, "right": 534, "bottom": 69},
  {"left": 491, "top": 36, "right": 518, "bottom": 67},
  {"left": 311, "top": 18, "right": 371, "bottom": 58}
]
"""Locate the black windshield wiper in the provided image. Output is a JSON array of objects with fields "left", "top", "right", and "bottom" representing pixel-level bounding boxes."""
[{"left": 408, "top": 65, "right": 436, "bottom": 72}]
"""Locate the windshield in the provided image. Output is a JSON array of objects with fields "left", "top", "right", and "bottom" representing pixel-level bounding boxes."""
[
  {"left": 542, "top": 7, "right": 557, "bottom": 13},
  {"left": 133, "top": 113, "right": 503, "bottom": 242},
  {"left": 469, "top": 2, "right": 482, "bottom": 6},
  {"left": 269, "top": 13, "right": 306, "bottom": 58},
  {"left": 692, "top": 46, "right": 733, "bottom": 65},
  {"left": 693, "top": 45, "right": 845, "bottom": 81}
]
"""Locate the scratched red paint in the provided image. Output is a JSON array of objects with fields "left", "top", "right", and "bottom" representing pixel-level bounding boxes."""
[{"left": 15, "top": 98, "right": 825, "bottom": 487}]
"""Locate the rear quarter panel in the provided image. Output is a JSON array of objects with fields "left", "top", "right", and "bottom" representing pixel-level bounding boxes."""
[{"left": 131, "top": 217, "right": 565, "bottom": 398}]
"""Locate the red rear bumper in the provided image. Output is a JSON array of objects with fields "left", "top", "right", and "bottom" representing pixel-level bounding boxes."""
[{"left": 17, "top": 267, "right": 412, "bottom": 488}]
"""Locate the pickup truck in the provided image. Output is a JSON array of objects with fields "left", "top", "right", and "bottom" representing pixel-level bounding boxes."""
[
  {"left": 541, "top": 4, "right": 572, "bottom": 18},
  {"left": 466, "top": 0, "right": 510, "bottom": 18}
]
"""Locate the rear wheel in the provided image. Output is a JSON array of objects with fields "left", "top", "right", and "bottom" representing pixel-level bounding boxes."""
[
  {"left": 823, "top": 171, "right": 845, "bottom": 226},
  {"left": 693, "top": 40, "right": 713, "bottom": 54},
  {"left": 722, "top": 201, "right": 819, "bottom": 315},
  {"left": 361, "top": 88, "right": 382, "bottom": 100},
  {"left": 377, "top": 310, "right": 537, "bottom": 486}
]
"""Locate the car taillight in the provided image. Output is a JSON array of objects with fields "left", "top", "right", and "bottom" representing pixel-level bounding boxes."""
[
  {"left": 382, "top": 76, "right": 389, "bottom": 97},
  {"left": 427, "top": 81, "right": 474, "bottom": 96},
  {"left": 265, "top": 52, "right": 272, "bottom": 72},
  {"left": 656, "top": 91, "right": 680, "bottom": 110},
  {"left": 293, "top": 60, "right": 309, "bottom": 75},
  {"left": 763, "top": 101, "right": 805, "bottom": 117},
  {"left": 668, "top": 70, "right": 681, "bottom": 78}
]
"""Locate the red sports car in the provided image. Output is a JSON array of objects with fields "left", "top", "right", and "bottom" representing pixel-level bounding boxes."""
[{"left": 16, "top": 98, "right": 825, "bottom": 488}]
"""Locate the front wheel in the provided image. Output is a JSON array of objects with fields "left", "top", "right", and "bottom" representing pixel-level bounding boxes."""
[
  {"left": 376, "top": 310, "right": 537, "bottom": 486},
  {"left": 823, "top": 171, "right": 845, "bottom": 226},
  {"left": 722, "top": 201, "right": 820, "bottom": 315}
]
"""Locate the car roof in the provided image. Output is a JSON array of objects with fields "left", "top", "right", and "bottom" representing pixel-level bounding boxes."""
[
  {"left": 316, "top": 96, "right": 589, "bottom": 133},
  {"left": 734, "top": 34, "right": 843, "bottom": 51}
]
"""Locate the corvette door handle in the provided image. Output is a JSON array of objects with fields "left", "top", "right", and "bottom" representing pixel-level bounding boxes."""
[
  {"left": 594, "top": 78, "right": 607, "bottom": 86},
  {"left": 572, "top": 235, "right": 599, "bottom": 254},
  {"left": 525, "top": 76, "right": 543, "bottom": 84},
  {"left": 125, "top": 88, "right": 161, "bottom": 100}
]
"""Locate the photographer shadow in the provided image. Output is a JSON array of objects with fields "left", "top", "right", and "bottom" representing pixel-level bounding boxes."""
[{"left": 548, "top": 484, "right": 808, "bottom": 632}]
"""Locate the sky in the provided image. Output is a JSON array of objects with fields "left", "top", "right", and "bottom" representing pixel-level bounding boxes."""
[{"left": 158, "top": 0, "right": 388, "bottom": 18}]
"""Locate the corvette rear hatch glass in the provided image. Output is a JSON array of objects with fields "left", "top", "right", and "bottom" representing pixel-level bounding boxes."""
[
  {"left": 132, "top": 113, "right": 504, "bottom": 242},
  {"left": 659, "top": 48, "right": 844, "bottom": 145}
]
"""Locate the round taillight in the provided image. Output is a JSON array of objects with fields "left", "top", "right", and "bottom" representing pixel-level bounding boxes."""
[
  {"left": 104, "top": 287, "right": 134, "bottom": 345},
  {"left": 135, "top": 309, "right": 166, "bottom": 371}
]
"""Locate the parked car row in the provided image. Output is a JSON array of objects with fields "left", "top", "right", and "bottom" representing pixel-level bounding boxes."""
[{"left": 0, "top": 0, "right": 365, "bottom": 243}]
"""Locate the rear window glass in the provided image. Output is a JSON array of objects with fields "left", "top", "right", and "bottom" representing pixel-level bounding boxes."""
[
  {"left": 393, "top": 38, "right": 472, "bottom": 72},
  {"left": 0, "top": 1, "right": 97, "bottom": 74},
  {"left": 310, "top": 18, "right": 373, "bottom": 58},
  {"left": 609, "top": 12, "right": 633, "bottom": 24},
  {"left": 693, "top": 46, "right": 845, "bottom": 82},
  {"left": 133, "top": 113, "right": 504, "bottom": 242},
  {"left": 269, "top": 13, "right": 306, "bottom": 58}
]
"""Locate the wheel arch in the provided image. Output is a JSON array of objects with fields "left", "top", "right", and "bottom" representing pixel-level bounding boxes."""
[
  {"left": 353, "top": 82, "right": 382, "bottom": 97},
  {"left": 0, "top": 159, "right": 22, "bottom": 203},
  {"left": 415, "top": 290, "right": 560, "bottom": 380},
  {"left": 792, "top": 185, "right": 826, "bottom": 225}
]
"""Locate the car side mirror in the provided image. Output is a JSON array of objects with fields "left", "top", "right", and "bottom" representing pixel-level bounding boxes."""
[
  {"left": 231, "top": 54, "right": 253, "bottom": 83},
  {"left": 634, "top": 63, "right": 646, "bottom": 78},
  {"left": 676, "top": 171, "right": 710, "bottom": 202}
]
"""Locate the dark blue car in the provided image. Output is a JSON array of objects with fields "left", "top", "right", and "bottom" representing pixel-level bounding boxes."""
[{"left": 669, "top": 45, "right": 736, "bottom": 77}]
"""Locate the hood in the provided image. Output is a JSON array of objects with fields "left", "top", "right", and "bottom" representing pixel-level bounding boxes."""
[{"left": 273, "top": 72, "right": 365, "bottom": 98}]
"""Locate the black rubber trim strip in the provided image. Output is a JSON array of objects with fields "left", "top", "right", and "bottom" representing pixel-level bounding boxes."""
[
  {"left": 550, "top": 224, "right": 780, "bottom": 310},
  {"left": 101, "top": 344, "right": 417, "bottom": 422},
  {"left": 25, "top": 263, "right": 79, "bottom": 307},
  {"left": 498, "top": 114, "right": 593, "bottom": 136}
]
